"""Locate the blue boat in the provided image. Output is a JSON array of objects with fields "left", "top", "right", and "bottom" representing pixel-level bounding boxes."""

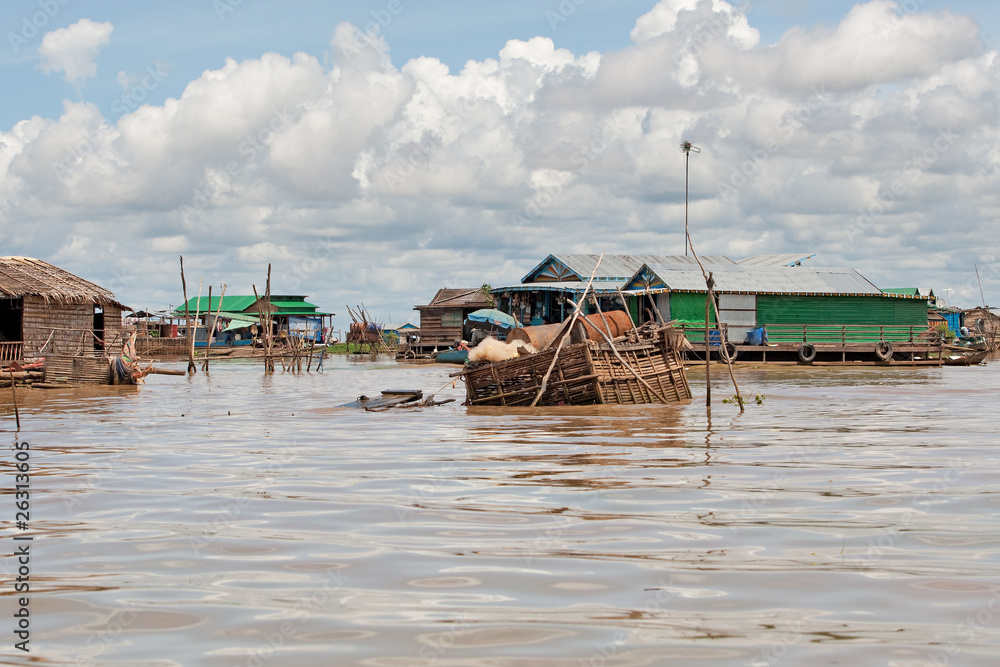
[{"left": 433, "top": 349, "right": 468, "bottom": 364}]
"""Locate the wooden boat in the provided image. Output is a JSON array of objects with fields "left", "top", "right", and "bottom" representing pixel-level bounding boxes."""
[
  {"left": 433, "top": 349, "right": 469, "bottom": 364},
  {"left": 457, "top": 323, "right": 691, "bottom": 407},
  {"left": 944, "top": 348, "right": 989, "bottom": 366},
  {"left": 435, "top": 350, "right": 468, "bottom": 364}
]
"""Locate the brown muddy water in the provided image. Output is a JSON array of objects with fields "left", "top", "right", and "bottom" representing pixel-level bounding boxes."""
[{"left": 3, "top": 354, "right": 1000, "bottom": 666}]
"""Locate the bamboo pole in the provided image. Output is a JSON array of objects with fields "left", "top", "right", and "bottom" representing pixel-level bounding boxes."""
[
  {"left": 531, "top": 253, "right": 605, "bottom": 407},
  {"left": 687, "top": 251, "right": 743, "bottom": 412},
  {"left": 704, "top": 280, "right": 712, "bottom": 409},
  {"left": 265, "top": 265, "right": 273, "bottom": 369},
  {"left": 179, "top": 256, "right": 196, "bottom": 374},
  {"left": 9, "top": 368, "right": 20, "bottom": 430},
  {"left": 616, "top": 288, "right": 641, "bottom": 340},
  {"left": 203, "top": 285, "right": 212, "bottom": 371},
  {"left": 252, "top": 283, "right": 273, "bottom": 373},
  {"left": 189, "top": 279, "right": 203, "bottom": 372},
  {"left": 202, "top": 283, "right": 228, "bottom": 372}
]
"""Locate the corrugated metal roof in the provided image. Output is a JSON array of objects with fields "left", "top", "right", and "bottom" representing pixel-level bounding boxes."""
[
  {"left": 882, "top": 287, "right": 935, "bottom": 298},
  {"left": 496, "top": 281, "right": 626, "bottom": 293},
  {"left": 736, "top": 253, "right": 817, "bottom": 267},
  {"left": 632, "top": 265, "right": 894, "bottom": 296},
  {"left": 416, "top": 288, "right": 492, "bottom": 309},
  {"left": 174, "top": 295, "right": 259, "bottom": 316},
  {"left": 522, "top": 254, "right": 738, "bottom": 283}
]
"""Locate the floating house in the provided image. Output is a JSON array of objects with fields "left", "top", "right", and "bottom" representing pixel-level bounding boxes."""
[
  {"left": 622, "top": 261, "right": 929, "bottom": 342},
  {"left": 0, "top": 256, "right": 127, "bottom": 363},
  {"left": 410, "top": 288, "right": 492, "bottom": 356},
  {"left": 171, "top": 294, "right": 334, "bottom": 346},
  {"left": 494, "top": 254, "right": 725, "bottom": 325},
  {"left": 491, "top": 253, "right": 939, "bottom": 364},
  {"left": 492, "top": 253, "right": 828, "bottom": 330}
]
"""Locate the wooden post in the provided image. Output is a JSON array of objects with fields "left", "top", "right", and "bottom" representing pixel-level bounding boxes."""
[
  {"left": 180, "top": 256, "right": 196, "bottom": 374},
  {"left": 203, "top": 286, "right": 212, "bottom": 371},
  {"left": 253, "top": 283, "right": 273, "bottom": 373},
  {"left": 705, "top": 286, "right": 712, "bottom": 408},
  {"left": 203, "top": 284, "right": 227, "bottom": 372},
  {"left": 9, "top": 368, "right": 20, "bottom": 430},
  {"left": 189, "top": 279, "right": 203, "bottom": 372}
]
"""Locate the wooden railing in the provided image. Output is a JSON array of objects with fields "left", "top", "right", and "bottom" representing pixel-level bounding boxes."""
[
  {"left": 0, "top": 341, "right": 24, "bottom": 363},
  {"left": 677, "top": 323, "right": 942, "bottom": 345},
  {"left": 762, "top": 324, "right": 941, "bottom": 345},
  {"left": 678, "top": 323, "right": 729, "bottom": 345}
]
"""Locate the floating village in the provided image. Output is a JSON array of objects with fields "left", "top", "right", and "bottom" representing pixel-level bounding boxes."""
[{"left": 1, "top": 252, "right": 997, "bottom": 408}]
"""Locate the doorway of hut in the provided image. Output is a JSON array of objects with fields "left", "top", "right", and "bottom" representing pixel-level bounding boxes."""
[
  {"left": 93, "top": 305, "right": 105, "bottom": 351},
  {"left": 0, "top": 298, "right": 23, "bottom": 342}
]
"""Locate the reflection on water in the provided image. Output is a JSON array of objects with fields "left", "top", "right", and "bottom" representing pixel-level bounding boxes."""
[{"left": 3, "top": 355, "right": 1000, "bottom": 666}]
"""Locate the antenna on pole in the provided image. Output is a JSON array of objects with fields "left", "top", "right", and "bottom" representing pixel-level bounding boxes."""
[{"left": 681, "top": 141, "right": 701, "bottom": 257}]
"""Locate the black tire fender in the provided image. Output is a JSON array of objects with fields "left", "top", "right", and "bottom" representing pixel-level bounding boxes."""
[
  {"left": 721, "top": 341, "right": 738, "bottom": 361},
  {"left": 798, "top": 342, "right": 817, "bottom": 363},
  {"left": 875, "top": 341, "right": 893, "bottom": 361}
]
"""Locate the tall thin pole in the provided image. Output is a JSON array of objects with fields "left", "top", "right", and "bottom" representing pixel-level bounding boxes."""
[
  {"left": 685, "top": 148, "right": 690, "bottom": 257},
  {"left": 681, "top": 141, "right": 700, "bottom": 256},
  {"left": 975, "top": 264, "right": 987, "bottom": 307}
]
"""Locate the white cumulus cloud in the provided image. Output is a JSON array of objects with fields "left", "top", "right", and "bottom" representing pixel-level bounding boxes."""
[
  {"left": 2, "top": 2, "right": 1000, "bottom": 321},
  {"left": 38, "top": 18, "right": 114, "bottom": 84}
]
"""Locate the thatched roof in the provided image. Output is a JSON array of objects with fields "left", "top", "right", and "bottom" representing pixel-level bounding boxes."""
[{"left": 0, "top": 256, "right": 127, "bottom": 309}]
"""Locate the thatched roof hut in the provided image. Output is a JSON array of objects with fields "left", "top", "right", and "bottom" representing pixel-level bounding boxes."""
[
  {"left": 0, "top": 256, "right": 126, "bottom": 308},
  {"left": 0, "top": 256, "right": 127, "bottom": 362}
]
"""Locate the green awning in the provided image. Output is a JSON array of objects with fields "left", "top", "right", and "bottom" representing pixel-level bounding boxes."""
[{"left": 220, "top": 312, "right": 260, "bottom": 331}]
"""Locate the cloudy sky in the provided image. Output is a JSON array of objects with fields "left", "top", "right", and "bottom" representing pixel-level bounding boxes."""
[{"left": 2, "top": 0, "right": 999, "bottom": 328}]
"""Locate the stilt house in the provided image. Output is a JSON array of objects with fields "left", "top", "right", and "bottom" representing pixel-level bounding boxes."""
[{"left": 0, "top": 256, "right": 127, "bottom": 362}]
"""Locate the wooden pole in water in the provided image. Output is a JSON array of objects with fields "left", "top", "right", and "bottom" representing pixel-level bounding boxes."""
[
  {"left": 704, "top": 283, "right": 712, "bottom": 408},
  {"left": 203, "top": 283, "right": 227, "bottom": 372},
  {"left": 9, "top": 368, "right": 20, "bottom": 431},
  {"left": 189, "top": 279, "right": 203, "bottom": 373},
  {"left": 203, "top": 286, "right": 212, "bottom": 371},
  {"left": 180, "top": 256, "right": 196, "bottom": 375},
  {"left": 252, "top": 283, "right": 273, "bottom": 373}
]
